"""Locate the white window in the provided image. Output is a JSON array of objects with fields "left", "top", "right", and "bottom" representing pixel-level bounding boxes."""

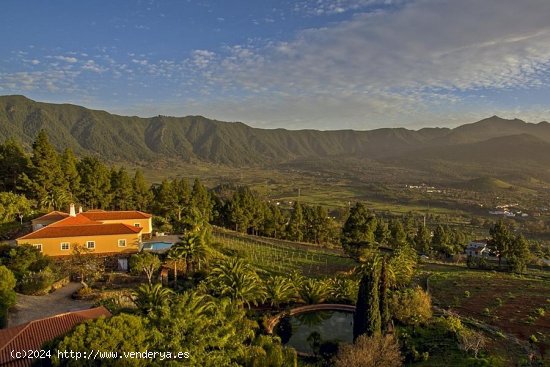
[
  {"left": 60, "top": 242, "right": 70, "bottom": 251},
  {"left": 134, "top": 223, "right": 141, "bottom": 228},
  {"left": 86, "top": 241, "right": 96, "bottom": 249},
  {"left": 118, "top": 239, "right": 126, "bottom": 247},
  {"left": 33, "top": 244, "right": 43, "bottom": 252}
]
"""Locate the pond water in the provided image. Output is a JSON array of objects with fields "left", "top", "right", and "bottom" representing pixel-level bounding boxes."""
[{"left": 274, "top": 310, "right": 354, "bottom": 354}]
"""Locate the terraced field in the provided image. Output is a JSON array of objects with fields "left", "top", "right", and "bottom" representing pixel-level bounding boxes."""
[{"left": 212, "top": 229, "right": 356, "bottom": 277}]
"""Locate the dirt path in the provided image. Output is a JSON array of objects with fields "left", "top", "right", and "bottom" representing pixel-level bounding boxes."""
[{"left": 8, "top": 282, "right": 94, "bottom": 327}]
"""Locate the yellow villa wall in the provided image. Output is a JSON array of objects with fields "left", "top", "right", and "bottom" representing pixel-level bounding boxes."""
[
  {"left": 97, "top": 218, "right": 152, "bottom": 234},
  {"left": 16, "top": 233, "right": 141, "bottom": 257}
]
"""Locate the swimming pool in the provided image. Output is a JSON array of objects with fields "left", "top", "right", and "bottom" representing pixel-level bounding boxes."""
[{"left": 142, "top": 241, "right": 174, "bottom": 251}]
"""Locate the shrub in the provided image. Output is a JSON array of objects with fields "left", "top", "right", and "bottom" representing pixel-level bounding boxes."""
[
  {"left": 333, "top": 334, "right": 403, "bottom": 367},
  {"left": 18, "top": 267, "right": 56, "bottom": 295},
  {"left": 390, "top": 286, "right": 432, "bottom": 326},
  {"left": 0, "top": 265, "right": 17, "bottom": 328}
]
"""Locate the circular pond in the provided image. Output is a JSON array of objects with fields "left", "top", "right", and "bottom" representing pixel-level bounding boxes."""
[{"left": 274, "top": 310, "right": 353, "bottom": 354}]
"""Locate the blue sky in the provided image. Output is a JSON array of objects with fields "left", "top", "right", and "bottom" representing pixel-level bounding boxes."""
[{"left": 1, "top": 0, "right": 550, "bottom": 130}]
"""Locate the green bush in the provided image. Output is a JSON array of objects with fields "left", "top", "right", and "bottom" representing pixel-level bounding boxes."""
[
  {"left": 0, "top": 265, "right": 17, "bottom": 328},
  {"left": 18, "top": 267, "right": 56, "bottom": 295}
]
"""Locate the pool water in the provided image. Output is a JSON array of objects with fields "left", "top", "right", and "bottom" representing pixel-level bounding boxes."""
[
  {"left": 275, "top": 310, "right": 353, "bottom": 354},
  {"left": 142, "top": 242, "right": 174, "bottom": 251}
]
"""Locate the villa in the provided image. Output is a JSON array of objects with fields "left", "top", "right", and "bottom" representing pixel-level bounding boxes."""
[{"left": 16, "top": 204, "right": 153, "bottom": 269}]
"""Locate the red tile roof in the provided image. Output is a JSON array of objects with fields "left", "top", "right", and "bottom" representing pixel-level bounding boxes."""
[
  {"left": 31, "top": 211, "right": 69, "bottom": 223},
  {"left": 49, "top": 215, "right": 99, "bottom": 227},
  {"left": 0, "top": 307, "right": 111, "bottom": 367},
  {"left": 81, "top": 211, "right": 152, "bottom": 220},
  {"left": 17, "top": 223, "right": 142, "bottom": 240}
]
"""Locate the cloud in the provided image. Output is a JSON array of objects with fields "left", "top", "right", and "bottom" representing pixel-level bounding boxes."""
[
  {"left": 54, "top": 55, "right": 78, "bottom": 63},
  {"left": 181, "top": 0, "right": 550, "bottom": 128}
]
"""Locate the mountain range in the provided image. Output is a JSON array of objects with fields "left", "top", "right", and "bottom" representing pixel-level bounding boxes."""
[{"left": 1, "top": 95, "right": 550, "bottom": 182}]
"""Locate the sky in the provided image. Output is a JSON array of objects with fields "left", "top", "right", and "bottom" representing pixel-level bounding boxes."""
[{"left": 1, "top": 0, "right": 550, "bottom": 130}]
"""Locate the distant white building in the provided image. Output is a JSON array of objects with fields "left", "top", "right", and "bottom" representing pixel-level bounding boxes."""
[{"left": 465, "top": 242, "right": 489, "bottom": 257}]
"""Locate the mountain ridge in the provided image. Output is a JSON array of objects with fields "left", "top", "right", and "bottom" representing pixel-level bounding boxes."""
[{"left": 1, "top": 95, "right": 549, "bottom": 180}]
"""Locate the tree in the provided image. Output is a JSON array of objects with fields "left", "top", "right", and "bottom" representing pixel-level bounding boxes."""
[
  {"left": 0, "top": 192, "right": 32, "bottom": 224},
  {"left": 129, "top": 252, "right": 161, "bottom": 285},
  {"left": 506, "top": 234, "right": 530, "bottom": 273},
  {"left": 67, "top": 244, "right": 104, "bottom": 288},
  {"left": 0, "top": 265, "right": 17, "bottom": 328},
  {"left": 0, "top": 138, "right": 31, "bottom": 193},
  {"left": 489, "top": 221, "right": 512, "bottom": 268},
  {"left": 341, "top": 202, "right": 377, "bottom": 258},
  {"left": 132, "top": 283, "right": 173, "bottom": 315},
  {"left": 60, "top": 148, "right": 81, "bottom": 201},
  {"left": 29, "top": 130, "right": 66, "bottom": 207},
  {"left": 77, "top": 156, "right": 111, "bottom": 209},
  {"left": 432, "top": 225, "right": 452, "bottom": 258},
  {"left": 0, "top": 243, "right": 50, "bottom": 280},
  {"left": 379, "top": 260, "right": 391, "bottom": 333},
  {"left": 389, "top": 286, "right": 432, "bottom": 326},
  {"left": 414, "top": 224, "right": 431, "bottom": 255},
  {"left": 374, "top": 220, "right": 390, "bottom": 246},
  {"left": 265, "top": 276, "right": 296, "bottom": 308},
  {"left": 243, "top": 335, "right": 297, "bottom": 367},
  {"left": 286, "top": 201, "right": 304, "bottom": 241},
  {"left": 298, "top": 278, "right": 328, "bottom": 305},
  {"left": 458, "top": 329, "right": 487, "bottom": 359},
  {"left": 389, "top": 219, "right": 407, "bottom": 247},
  {"left": 172, "top": 233, "right": 207, "bottom": 277},
  {"left": 353, "top": 260, "right": 381, "bottom": 340},
  {"left": 132, "top": 170, "right": 152, "bottom": 211},
  {"left": 50, "top": 314, "right": 151, "bottom": 366},
  {"left": 388, "top": 243, "right": 417, "bottom": 288},
  {"left": 110, "top": 167, "right": 134, "bottom": 210},
  {"left": 328, "top": 276, "right": 358, "bottom": 304},
  {"left": 334, "top": 334, "right": 403, "bottom": 367},
  {"left": 207, "top": 258, "right": 266, "bottom": 308}
]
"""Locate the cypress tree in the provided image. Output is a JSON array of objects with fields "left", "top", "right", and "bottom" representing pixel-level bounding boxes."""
[
  {"left": 379, "top": 259, "right": 390, "bottom": 333},
  {"left": 353, "top": 260, "right": 381, "bottom": 341}
]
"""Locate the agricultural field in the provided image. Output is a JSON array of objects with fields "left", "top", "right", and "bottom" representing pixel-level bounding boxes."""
[
  {"left": 427, "top": 265, "right": 550, "bottom": 364},
  {"left": 212, "top": 230, "right": 356, "bottom": 277}
]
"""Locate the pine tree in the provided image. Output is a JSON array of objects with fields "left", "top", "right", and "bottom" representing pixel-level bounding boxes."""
[
  {"left": 0, "top": 138, "right": 31, "bottom": 193},
  {"left": 77, "top": 156, "right": 111, "bottom": 209},
  {"left": 29, "top": 130, "right": 66, "bottom": 207},
  {"left": 60, "top": 148, "right": 81, "bottom": 201},
  {"left": 389, "top": 219, "right": 407, "bottom": 248},
  {"left": 110, "top": 167, "right": 134, "bottom": 210},
  {"left": 341, "top": 202, "right": 377, "bottom": 256},
  {"left": 132, "top": 170, "right": 152, "bottom": 211},
  {"left": 287, "top": 201, "right": 304, "bottom": 241},
  {"left": 414, "top": 224, "right": 432, "bottom": 255}
]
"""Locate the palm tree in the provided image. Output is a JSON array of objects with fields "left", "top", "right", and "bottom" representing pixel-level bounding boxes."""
[
  {"left": 265, "top": 276, "right": 296, "bottom": 308},
  {"left": 298, "top": 278, "right": 328, "bottom": 305},
  {"left": 167, "top": 245, "right": 186, "bottom": 287},
  {"left": 207, "top": 258, "right": 266, "bottom": 308},
  {"left": 132, "top": 283, "right": 174, "bottom": 314},
  {"left": 328, "top": 276, "right": 358, "bottom": 304}
]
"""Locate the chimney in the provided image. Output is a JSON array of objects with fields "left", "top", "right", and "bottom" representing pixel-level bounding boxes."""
[
  {"left": 69, "top": 203, "right": 76, "bottom": 217},
  {"left": 78, "top": 206, "right": 83, "bottom": 214}
]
